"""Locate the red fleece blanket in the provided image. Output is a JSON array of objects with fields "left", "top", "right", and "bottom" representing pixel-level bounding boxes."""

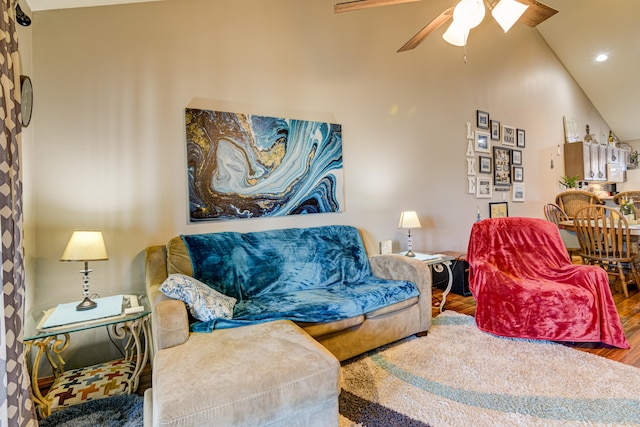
[{"left": 467, "top": 217, "right": 629, "bottom": 349}]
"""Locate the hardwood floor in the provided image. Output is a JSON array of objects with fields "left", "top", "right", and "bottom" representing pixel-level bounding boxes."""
[{"left": 434, "top": 285, "right": 640, "bottom": 368}]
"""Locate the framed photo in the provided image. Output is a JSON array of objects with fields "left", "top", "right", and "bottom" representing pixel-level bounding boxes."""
[
  {"left": 475, "top": 131, "right": 490, "bottom": 153},
  {"left": 490, "top": 120, "right": 501, "bottom": 141},
  {"left": 513, "top": 166, "right": 524, "bottom": 182},
  {"left": 476, "top": 110, "right": 489, "bottom": 130},
  {"left": 493, "top": 146, "right": 512, "bottom": 186},
  {"left": 517, "top": 128, "right": 525, "bottom": 148},
  {"left": 476, "top": 176, "right": 492, "bottom": 199},
  {"left": 489, "top": 202, "right": 508, "bottom": 218},
  {"left": 512, "top": 183, "right": 525, "bottom": 202},
  {"left": 511, "top": 149, "right": 522, "bottom": 165},
  {"left": 479, "top": 155, "right": 492, "bottom": 174},
  {"left": 502, "top": 125, "right": 516, "bottom": 146}
]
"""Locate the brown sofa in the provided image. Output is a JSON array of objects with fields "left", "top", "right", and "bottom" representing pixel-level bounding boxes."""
[{"left": 144, "top": 228, "right": 432, "bottom": 426}]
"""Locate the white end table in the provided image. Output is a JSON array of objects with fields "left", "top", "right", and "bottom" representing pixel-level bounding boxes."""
[{"left": 396, "top": 252, "right": 455, "bottom": 312}]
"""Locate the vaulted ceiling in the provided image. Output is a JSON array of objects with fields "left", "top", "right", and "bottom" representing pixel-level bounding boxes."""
[
  {"left": 25, "top": 0, "right": 640, "bottom": 141},
  {"left": 536, "top": 0, "right": 640, "bottom": 142}
]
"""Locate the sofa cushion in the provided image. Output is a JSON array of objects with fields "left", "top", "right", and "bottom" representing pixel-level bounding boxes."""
[
  {"left": 152, "top": 320, "right": 340, "bottom": 427},
  {"left": 365, "top": 295, "right": 419, "bottom": 319},
  {"left": 159, "top": 274, "right": 236, "bottom": 321},
  {"left": 166, "top": 236, "right": 193, "bottom": 276},
  {"left": 181, "top": 225, "right": 374, "bottom": 301},
  {"left": 298, "top": 315, "right": 365, "bottom": 338},
  {"left": 181, "top": 225, "right": 420, "bottom": 333},
  {"left": 191, "top": 276, "right": 419, "bottom": 332}
]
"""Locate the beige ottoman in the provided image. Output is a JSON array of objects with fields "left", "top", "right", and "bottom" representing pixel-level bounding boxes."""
[{"left": 146, "top": 320, "right": 340, "bottom": 427}]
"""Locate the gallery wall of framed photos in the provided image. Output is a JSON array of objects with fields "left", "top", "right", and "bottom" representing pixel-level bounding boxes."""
[{"left": 466, "top": 110, "right": 526, "bottom": 211}]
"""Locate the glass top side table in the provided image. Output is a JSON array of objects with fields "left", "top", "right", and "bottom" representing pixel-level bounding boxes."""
[{"left": 24, "top": 294, "right": 151, "bottom": 418}]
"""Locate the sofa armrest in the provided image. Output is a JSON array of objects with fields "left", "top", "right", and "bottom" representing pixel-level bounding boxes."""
[
  {"left": 369, "top": 254, "right": 432, "bottom": 329},
  {"left": 145, "top": 245, "right": 190, "bottom": 352},
  {"left": 152, "top": 299, "right": 190, "bottom": 352},
  {"left": 369, "top": 254, "right": 431, "bottom": 292}
]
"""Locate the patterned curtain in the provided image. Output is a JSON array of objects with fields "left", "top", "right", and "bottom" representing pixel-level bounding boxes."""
[{"left": 0, "top": 0, "right": 37, "bottom": 425}]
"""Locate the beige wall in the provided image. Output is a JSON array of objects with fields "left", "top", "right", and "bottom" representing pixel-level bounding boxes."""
[{"left": 25, "top": 0, "right": 609, "bottom": 365}]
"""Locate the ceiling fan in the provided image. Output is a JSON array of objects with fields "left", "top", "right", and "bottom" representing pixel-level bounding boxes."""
[{"left": 334, "top": 0, "right": 558, "bottom": 52}]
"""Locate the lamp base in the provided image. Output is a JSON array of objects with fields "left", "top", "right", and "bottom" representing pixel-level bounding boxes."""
[
  {"left": 76, "top": 296, "right": 97, "bottom": 311},
  {"left": 405, "top": 249, "right": 416, "bottom": 257}
]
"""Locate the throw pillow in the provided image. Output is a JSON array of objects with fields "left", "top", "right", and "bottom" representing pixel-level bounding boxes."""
[{"left": 160, "top": 274, "right": 236, "bottom": 321}]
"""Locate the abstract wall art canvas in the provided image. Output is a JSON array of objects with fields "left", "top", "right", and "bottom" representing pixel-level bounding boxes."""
[{"left": 185, "top": 108, "right": 344, "bottom": 221}]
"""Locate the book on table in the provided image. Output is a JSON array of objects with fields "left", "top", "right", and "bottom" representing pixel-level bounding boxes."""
[
  {"left": 413, "top": 253, "right": 443, "bottom": 261},
  {"left": 41, "top": 295, "right": 124, "bottom": 329}
]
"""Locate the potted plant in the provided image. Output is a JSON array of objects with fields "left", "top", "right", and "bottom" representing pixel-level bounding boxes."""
[{"left": 559, "top": 175, "right": 579, "bottom": 189}]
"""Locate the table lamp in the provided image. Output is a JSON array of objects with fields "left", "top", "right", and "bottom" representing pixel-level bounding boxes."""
[
  {"left": 398, "top": 211, "right": 421, "bottom": 257},
  {"left": 60, "top": 230, "right": 108, "bottom": 311}
]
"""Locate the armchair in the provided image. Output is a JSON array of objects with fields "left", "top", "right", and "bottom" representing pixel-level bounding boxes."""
[{"left": 467, "top": 217, "right": 629, "bottom": 349}]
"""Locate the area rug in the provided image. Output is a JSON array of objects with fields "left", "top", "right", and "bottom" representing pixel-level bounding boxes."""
[
  {"left": 339, "top": 311, "right": 640, "bottom": 427},
  {"left": 39, "top": 394, "right": 143, "bottom": 427}
]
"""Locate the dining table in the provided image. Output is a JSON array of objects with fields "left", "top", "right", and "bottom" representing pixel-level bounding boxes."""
[
  {"left": 559, "top": 220, "right": 640, "bottom": 236},
  {"left": 559, "top": 218, "right": 640, "bottom": 263}
]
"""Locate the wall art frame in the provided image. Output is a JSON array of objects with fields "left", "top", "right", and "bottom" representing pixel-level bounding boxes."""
[
  {"left": 479, "top": 155, "right": 492, "bottom": 174},
  {"left": 513, "top": 166, "right": 524, "bottom": 182},
  {"left": 475, "top": 131, "right": 491, "bottom": 153},
  {"left": 476, "top": 176, "right": 492, "bottom": 199},
  {"left": 476, "top": 110, "right": 489, "bottom": 130},
  {"left": 490, "top": 120, "right": 501, "bottom": 141},
  {"left": 489, "top": 201, "right": 509, "bottom": 218},
  {"left": 517, "top": 128, "right": 526, "bottom": 148},
  {"left": 512, "top": 183, "right": 526, "bottom": 202},
  {"left": 511, "top": 149, "right": 522, "bottom": 165},
  {"left": 185, "top": 108, "right": 344, "bottom": 222},
  {"left": 493, "top": 146, "right": 512, "bottom": 186},
  {"left": 502, "top": 125, "right": 516, "bottom": 146}
]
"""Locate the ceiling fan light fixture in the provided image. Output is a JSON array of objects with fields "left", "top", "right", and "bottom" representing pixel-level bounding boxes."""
[
  {"left": 452, "top": 0, "right": 485, "bottom": 30},
  {"left": 491, "top": 0, "right": 529, "bottom": 33},
  {"left": 442, "top": 19, "right": 470, "bottom": 46}
]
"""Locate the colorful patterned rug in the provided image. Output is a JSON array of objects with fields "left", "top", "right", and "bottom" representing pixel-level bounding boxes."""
[{"left": 339, "top": 311, "right": 640, "bottom": 426}]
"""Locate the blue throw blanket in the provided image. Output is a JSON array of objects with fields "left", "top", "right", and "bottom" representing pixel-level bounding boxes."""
[{"left": 182, "top": 225, "right": 420, "bottom": 332}]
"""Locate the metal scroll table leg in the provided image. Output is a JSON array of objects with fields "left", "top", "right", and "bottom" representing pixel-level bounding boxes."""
[{"left": 438, "top": 261, "right": 453, "bottom": 313}]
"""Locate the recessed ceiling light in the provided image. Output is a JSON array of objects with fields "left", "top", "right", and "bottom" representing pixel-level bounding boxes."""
[{"left": 596, "top": 53, "right": 608, "bottom": 62}]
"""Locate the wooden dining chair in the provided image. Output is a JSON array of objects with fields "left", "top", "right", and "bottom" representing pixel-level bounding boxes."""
[
  {"left": 544, "top": 203, "right": 580, "bottom": 257},
  {"left": 573, "top": 205, "right": 639, "bottom": 298},
  {"left": 612, "top": 191, "right": 640, "bottom": 208},
  {"left": 555, "top": 190, "right": 604, "bottom": 219}
]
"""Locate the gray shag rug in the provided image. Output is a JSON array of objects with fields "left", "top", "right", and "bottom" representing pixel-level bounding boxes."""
[
  {"left": 339, "top": 311, "right": 640, "bottom": 427},
  {"left": 39, "top": 394, "right": 143, "bottom": 427}
]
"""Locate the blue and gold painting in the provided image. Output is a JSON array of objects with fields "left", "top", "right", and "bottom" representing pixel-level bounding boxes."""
[{"left": 185, "top": 108, "right": 344, "bottom": 221}]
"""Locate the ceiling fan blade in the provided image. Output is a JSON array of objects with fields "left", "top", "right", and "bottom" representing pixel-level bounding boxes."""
[
  {"left": 517, "top": 0, "right": 558, "bottom": 27},
  {"left": 397, "top": 7, "right": 453, "bottom": 52},
  {"left": 334, "top": 0, "right": 421, "bottom": 14}
]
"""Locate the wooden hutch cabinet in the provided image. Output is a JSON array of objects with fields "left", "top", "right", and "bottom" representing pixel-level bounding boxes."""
[{"left": 564, "top": 142, "right": 629, "bottom": 182}]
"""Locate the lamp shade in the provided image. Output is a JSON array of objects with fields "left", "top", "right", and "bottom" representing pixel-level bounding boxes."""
[
  {"left": 398, "top": 211, "right": 422, "bottom": 229},
  {"left": 492, "top": 0, "right": 529, "bottom": 33},
  {"left": 60, "top": 230, "right": 109, "bottom": 262}
]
